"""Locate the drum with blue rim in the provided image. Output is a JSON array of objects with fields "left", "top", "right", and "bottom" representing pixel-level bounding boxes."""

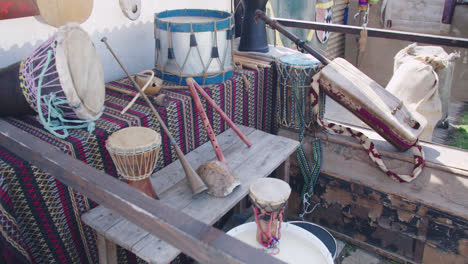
[{"left": 154, "top": 9, "right": 234, "bottom": 85}]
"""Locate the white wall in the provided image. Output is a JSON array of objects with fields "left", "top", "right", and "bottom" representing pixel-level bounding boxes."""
[{"left": 0, "top": 0, "right": 231, "bottom": 82}]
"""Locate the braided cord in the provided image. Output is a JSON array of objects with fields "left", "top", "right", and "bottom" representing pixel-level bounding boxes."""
[{"left": 35, "top": 49, "right": 96, "bottom": 139}]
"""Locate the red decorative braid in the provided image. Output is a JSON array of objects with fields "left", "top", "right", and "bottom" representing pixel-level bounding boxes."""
[{"left": 252, "top": 206, "right": 283, "bottom": 255}]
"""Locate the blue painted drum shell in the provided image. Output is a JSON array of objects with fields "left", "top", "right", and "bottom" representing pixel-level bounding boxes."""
[{"left": 154, "top": 9, "right": 234, "bottom": 33}]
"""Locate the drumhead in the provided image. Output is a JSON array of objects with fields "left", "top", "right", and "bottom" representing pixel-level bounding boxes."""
[
  {"left": 106, "top": 127, "right": 161, "bottom": 152},
  {"left": 227, "top": 222, "right": 333, "bottom": 264},
  {"left": 55, "top": 23, "right": 105, "bottom": 120},
  {"left": 249, "top": 178, "right": 291, "bottom": 209},
  {"left": 279, "top": 53, "right": 321, "bottom": 67}
]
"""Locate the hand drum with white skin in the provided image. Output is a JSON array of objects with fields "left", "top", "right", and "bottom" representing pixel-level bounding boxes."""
[
  {"left": 106, "top": 127, "right": 161, "bottom": 199},
  {"left": 249, "top": 178, "right": 291, "bottom": 248}
]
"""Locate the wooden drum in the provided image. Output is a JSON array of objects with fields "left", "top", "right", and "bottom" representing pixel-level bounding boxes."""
[
  {"left": 249, "top": 178, "right": 291, "bottom": 253},
  {"left": 106, "top": 127, "right": 161, "bottom": 199}
]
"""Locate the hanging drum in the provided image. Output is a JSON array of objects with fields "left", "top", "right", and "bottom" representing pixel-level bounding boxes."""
[
  {"left": 154, "top": 9, "right": 234, "bottom": 85},
  {"left": 277, "top": 53, "right": 322, "bottom": 130},
  {"left": 0, "top": 23, "right": 105, "bottom": 138}
]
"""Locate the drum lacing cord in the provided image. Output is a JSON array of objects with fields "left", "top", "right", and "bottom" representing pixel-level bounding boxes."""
[
  {"left": 36, "top": 49, "right": 95, "bottom": 139},
  {"left": 291, "top": 67, "right": 323, "bottom": 219},
  {"left": 310, "top": 74, "right": 425, "bottom": 183},
  {"left": 252, "top": 206, "right": 284, "bottom": 255},
  {"left": 204, "top": 23, "right": 224, "bottom": 85},
  {"left": 159, "top": 22, "right": 229, "bottom": 85}
]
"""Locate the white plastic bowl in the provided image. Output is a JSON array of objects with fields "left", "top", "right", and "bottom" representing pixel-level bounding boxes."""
[{"left": 226, "top": 222, "right": 333, "bottom": 264}]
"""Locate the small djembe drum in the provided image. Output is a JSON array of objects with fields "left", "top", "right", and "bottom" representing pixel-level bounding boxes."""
[
  {"left": 0, "top": 23, "right": 105, "bottom": 138},
  {"left": 277, "top": 53, "right": 322, "bottom": 130},
  {"left": 106, "top": 127, "right": 161, "bottom": 199},
  {"left": 249, "top": 178, "right": 291, "bottom": 253}
]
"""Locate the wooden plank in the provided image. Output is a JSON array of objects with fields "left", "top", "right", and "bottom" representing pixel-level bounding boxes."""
[
  {"left": 0, "top": 120, "right": 285, "bottom": 264},
  {"left": 279, "top": 128, "right": 468, "bottom": 219},
  {"left": 182, "top": 132, "right": 299, "bottom": 224},
  {"left": 151, "top": 126, "right": 256, "bottom": 195},
  {"left": 82, "top": 206, "right": 125, "bottom": 235},
  {"left": 131, "top": 129, "right": 299, "bottom": 263},
  {"left": 81, "top": 127, "right": 261, "bottom": 263}
]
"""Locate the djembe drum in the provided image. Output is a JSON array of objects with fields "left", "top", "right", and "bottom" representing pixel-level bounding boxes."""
[
  {"left": 106, "top": 127, "right": 161, "bottom": 199},
  {"left": 249, "top": 178, "right": 291, "bottom": 253},
  {"left": 154, "top": 9, "right": 234, "bottom": 85},
  {"left": 0, "top": 23, "right": 105, "bottom": 138},
  {"left": 277, "top": 53, "right": 322, "bottom": 130}
]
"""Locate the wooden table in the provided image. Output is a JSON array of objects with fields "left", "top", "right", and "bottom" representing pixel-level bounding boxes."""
[{"left": 82, "top": 126, "right": 299, "bottom": 264}]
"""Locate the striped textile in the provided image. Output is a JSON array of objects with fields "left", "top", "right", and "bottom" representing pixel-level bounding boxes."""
[{"left": 0, "top": 68, "right": 276, "bottom": 264}]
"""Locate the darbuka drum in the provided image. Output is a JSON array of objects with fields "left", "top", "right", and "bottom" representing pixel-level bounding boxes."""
[
  {"left": 154, "top": 9, "right": 234, "bottom": 85},
  {"left": 277, "top": 53, "right": 322, "bottom": 130},
  {"left": 227, "top": 222, "right": 333, "bottom": 263},
  {"left": 106, "top": 127, "right": 161, "bottom": 199},
  {"left": 249, "top": 178, "right": 291, "bottom": 253},
  {"left": 239, "top": 0, "right": 269, "bottom": 52},
  {"left": 0, "top": 23, "right": 105, "bottom": 138}
]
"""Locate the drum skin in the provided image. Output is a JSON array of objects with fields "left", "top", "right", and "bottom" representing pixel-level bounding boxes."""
[{"left": 0, "top": 62, "right": 35, "bottom": 116}]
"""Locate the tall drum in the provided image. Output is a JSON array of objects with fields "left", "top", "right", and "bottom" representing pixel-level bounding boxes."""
[
  {"left": 106, "top": 127, "right": 161, "bottom": 199},
  {"left": 154, "top": 9, "right": 234, "bottom": 85},
  {"left": 277, "top": 53, "right": 322, "bottom": 130}
]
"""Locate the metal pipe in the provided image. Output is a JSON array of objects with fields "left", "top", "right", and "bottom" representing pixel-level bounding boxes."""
[{"left": 273, "top": 18, "right": 468, "bottom": 48}]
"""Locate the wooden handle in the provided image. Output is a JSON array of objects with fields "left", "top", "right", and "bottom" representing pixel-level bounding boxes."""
[
  {"left": 187, "top": 78, "right": 226, "bottom": 163},
  {"left": 102, "top": 38, "right": 207, "bottom": 195},
  {"left": 187, "top": 78, "right": 253, "bottom": 148}
]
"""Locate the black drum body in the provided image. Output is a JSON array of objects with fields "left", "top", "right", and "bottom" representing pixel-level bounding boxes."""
[
  {"left": 0, "top": 62, "right": 35, "bottom": 117},
  {"left": 239, "top": 0, "right": 269, "bottom": 53}
]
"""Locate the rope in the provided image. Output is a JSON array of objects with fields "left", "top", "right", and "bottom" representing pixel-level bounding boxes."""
[
  {"left": 36, "top": 49, "right": 96, "bottom": 139},
  {"left": 252, "top": 206, "right": 284, "bottom": 255}
]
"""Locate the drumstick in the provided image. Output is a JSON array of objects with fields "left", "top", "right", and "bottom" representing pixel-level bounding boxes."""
[
  {"left": 187, "top": 78, "right": 253, "bottom": 148},
  {"left": 102, "top": 37, "right": 208, "bottom": 195},
  {"left": 186, "top": 78, "right": 226, "bottom": 163}
]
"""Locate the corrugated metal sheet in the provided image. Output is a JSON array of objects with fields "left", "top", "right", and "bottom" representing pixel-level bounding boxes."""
[{"left": 326, "top": 0, "right": 347, "bottom": 59}]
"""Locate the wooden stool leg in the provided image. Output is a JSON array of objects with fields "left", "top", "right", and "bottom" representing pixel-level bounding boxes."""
[
  {"left": 97, "top": 234, "right": 118, "bottom": 264},
  {"left": 276, "top": 156, "right": 291, "bottom": 221}
]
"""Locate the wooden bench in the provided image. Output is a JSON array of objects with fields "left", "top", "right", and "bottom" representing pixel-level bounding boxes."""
[{"left": 82, "top": 126, "right": 299, "bottom": 264}]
